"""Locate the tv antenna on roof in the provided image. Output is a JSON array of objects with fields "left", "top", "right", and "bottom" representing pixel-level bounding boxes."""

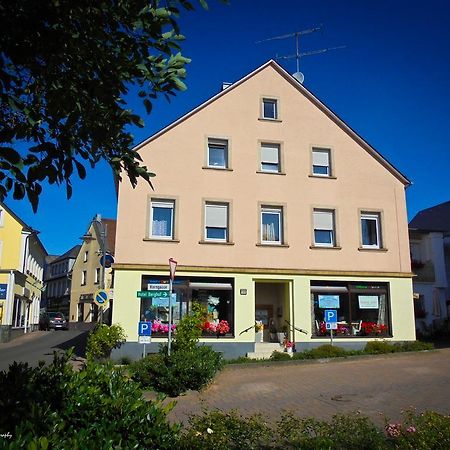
[{"left": 256, "top": 25, "right": 345, "bottom": 83}]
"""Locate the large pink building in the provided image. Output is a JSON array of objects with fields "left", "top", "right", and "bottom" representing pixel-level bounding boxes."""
[{"left": 112, "top": 60, "right": 415, "bottom": 359}]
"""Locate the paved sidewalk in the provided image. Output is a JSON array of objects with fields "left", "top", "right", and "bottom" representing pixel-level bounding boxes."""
[{"left": 168, "top": 349, "right": 450, "bottom": 425}]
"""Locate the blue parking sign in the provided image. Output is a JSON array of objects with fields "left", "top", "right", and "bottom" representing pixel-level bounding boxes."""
[
  {"left": 324, "top": 310, "right": 337, "bottom": 323},
  {"left": 138, "top": 321, "right": 152, "bottom": 336}
]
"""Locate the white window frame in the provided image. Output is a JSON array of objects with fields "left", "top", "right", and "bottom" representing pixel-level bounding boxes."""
[
  {"left": 83, "top": 251, "right": 88, "bottom": 262},
  {"left": 150, "top": 200, "right": 175, "bottom": 239},
  {"left": 81, "top": 270, "right": 87, "bottom": 286},
  {"left": 312, "top": 148, "right": 331, "bottom": 177},
  {"left": 360, "top": 212, "right": 381, "bottom": 249},
  {"left": 261, "top": 207, "right": 283, "bottom": 245},
  {"left": 313, "top": 209, "right": 335, "bottom": 247},
  {"left": 260, "top": 143, "right": 280, "bottom": 173},
  {"left": 262, "top": 98, "right": 278, "bottom": 119},
  {"left": 205, "top": 202, "right": 228, "bottom": 242},
  {"left": 94, "top": 267, "right": 100, "bottom": 284},
  {"left": 207, "top": 138, "right": 229, "bottom": 169}
]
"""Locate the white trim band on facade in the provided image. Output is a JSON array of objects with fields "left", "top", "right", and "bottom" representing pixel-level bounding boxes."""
[{"left": 189, "top": 282, "right": 233, "bottom": 290}]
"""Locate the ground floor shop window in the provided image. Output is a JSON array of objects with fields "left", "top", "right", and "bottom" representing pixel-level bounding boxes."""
[
  {"left": 140, "top": 275, "right": 234, "bottom": 337},
  {"left": 311, "top": 281, "right": 391, "bottom": 337}
]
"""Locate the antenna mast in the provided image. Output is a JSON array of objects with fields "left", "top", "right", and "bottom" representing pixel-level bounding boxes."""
[{"left": 256, "top": 25, "right": 345, "bottom": 83}]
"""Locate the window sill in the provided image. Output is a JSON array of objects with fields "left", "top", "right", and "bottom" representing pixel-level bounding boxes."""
[
  {"left": 308, "top": 174, "right": 337, "bottom": 180},
  {"left": 256, "top": 243, "right": 289, "bottom": 248},
  {"left": 311, "top": 335, "right": 393, "bottom": 339},
  {"left": 309, "top": 245, "right": 342, "bottom": 250},
  {"left": 358, "top": 247, "right": 388, "bottom": 252},
  {"left": 258, "top": 117, "right": 282, "bottom": 123},
  {"left": 198, "top": 240, "right": 235, "bottom": 245},
  {"left": 143, "top": 238, "right": 180, "bottom": 243},
  {"left": 202, "top": 166, "right": 233, "bottom": 171},
  {"left": 256, "top": 170, "right": 286, "bottom": 176}
]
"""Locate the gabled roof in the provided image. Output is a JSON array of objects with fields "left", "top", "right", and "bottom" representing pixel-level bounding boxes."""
[
  {"left": 87, "top": 218, "right": 117, "bottom": 255},
  {"left": 51, "top": 244, "right": 81, "bottom": 263},
  {"left": 0, "top": 201, "right": 48, "bottom": 255},
  {"left": 409, "top": 201, "right": 450, "bottom": 233},
  {"left": 134, "top": 60, "right": 410, "bottom": 187}
]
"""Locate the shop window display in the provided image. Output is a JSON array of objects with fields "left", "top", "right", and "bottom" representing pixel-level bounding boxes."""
[
  {"left": 311, "top": 281, "right": 391, "bottom": 337},
  {"left": 140, "top": 276, "right": 234, "bottom": 337}
]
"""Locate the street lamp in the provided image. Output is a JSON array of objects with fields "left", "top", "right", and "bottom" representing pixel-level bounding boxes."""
[{"left": 168, "top": 258, "right": 177, "bottom": 356}]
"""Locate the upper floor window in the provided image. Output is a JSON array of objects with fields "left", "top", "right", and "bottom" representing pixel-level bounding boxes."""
[
  {"left": 262, "top": 98, "right": 278, "bottom": 119},
  {"left": 313, "top": 209, "right": 336, "bottom": 247},
  {"left": 260, "top": 143, "right": 280, "bottom": 173},
  {"left": 205, "top": 202, "right": 228, "bottom": 242},
  {"left": 150, "top": 200, "right": 175, "bottom": 239},
  {"left": 207, "top": 138, "right": 228, "bottom": 169},
  {"left": 95, "top": 267, "right": 100, "bottom": 284},
  {"left": 312, "top": 148, "right": 331, "bottom": 176},
  {"left": 261, "top": 206, "right": 283, "bottom": 244},
  {"left": 361, "top": 212, "right": 381, "bottom": 249},
  {"left": 83, "top": 251, "right": 88, "bottom": 262},
  {"left": 81, "top": 270, "right": 87, "bottom": 286}
]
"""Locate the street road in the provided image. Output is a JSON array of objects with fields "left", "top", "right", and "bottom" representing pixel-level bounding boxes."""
[
  {"left": 0, "top": 330, "right": 89, "bottom": 371},
  {"left": 168, "top": 348, "right": 450, "bottom": 426}
]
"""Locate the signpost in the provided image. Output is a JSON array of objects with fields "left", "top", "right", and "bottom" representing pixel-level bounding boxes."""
[
  {"left": 168, "top": 258, "right": 177, "bottom": 356},
  {"left": 138, "top": 321, "right": 152, "bottom": 357},
  {"left": 324, "top": 309, "right": 337, "bottom": 346},
  {"left": 137, "top": 290, "right": 170, "bottom": 298}
]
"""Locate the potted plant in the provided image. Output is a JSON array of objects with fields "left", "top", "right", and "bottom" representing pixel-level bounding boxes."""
[
  {"left": 255, "top": 321, "right": 264, "bottom": 342},
  {"left": 277, "top": 324, "right": 288, "bottom": 344}
]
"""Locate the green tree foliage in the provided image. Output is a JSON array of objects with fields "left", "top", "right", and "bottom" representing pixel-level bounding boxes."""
[
  {"left": 85, "top": 323, "right": 127, "bottom": 361},
  {"left": 0, "top": 0, "right": 214, "bottom": 210}
]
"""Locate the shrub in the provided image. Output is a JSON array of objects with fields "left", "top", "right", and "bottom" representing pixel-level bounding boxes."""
[
  {"left": 180, "top": 410, "right": 273, "bottom": 449},
  {"left": 308, "top": 344, "right": 347, "bottom": 359},
  {"left": 0, "top": 352, "right": 179, "bottom": 448},
  {"left": 86, "top": 323, "right": 126, "bottom": 361},
  {"left": 132, "top": 345, "right": 223, "bottom": 397},
  {"left": 277, "top": 412, "right": 386, "bottom": 449},
  {"left": 364, "top": 340, "right": 397, "bottom": 354},
  {"left": 270, "top": 350, "right": 292, "bottom": 361},
  {"left": 131, "top": 305, "right": 223, "bottom": 397},
  {"left": 386, "top": 409, "right": 450, "bottom": 449},
  {"left": 395, "top": 341, "right": 434, "bottom": 352}
]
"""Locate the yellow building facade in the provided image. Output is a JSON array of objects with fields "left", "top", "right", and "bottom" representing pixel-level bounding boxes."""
[{"left": 0, "top": 203, "right": 47, "bottom": 342}]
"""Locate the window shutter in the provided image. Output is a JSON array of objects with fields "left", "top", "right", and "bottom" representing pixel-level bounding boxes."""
[
  {"left": 314, "top": 210, "right": 333, "bottom": 230},
  {"left": 312, "top": 149, "right": 330, "bottom": 166},
  {"left": 205, "top": 204, "right": 227, "bottom": 227},
  {"left": 261, "top": 144, "right": 279, "bottom": 163}
]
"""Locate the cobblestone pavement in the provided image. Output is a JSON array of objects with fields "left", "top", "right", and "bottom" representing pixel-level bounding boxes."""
[{"left": 168, "top": 349, "right": 450, "bottom": 425}]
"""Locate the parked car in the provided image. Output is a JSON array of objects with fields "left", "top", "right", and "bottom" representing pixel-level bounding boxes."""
[{"left": 40, "top": 312, "right": 68, "bottom": 330}]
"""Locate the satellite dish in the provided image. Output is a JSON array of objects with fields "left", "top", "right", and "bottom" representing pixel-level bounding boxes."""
[{"left": 293, "top": 71, "right": 304, "bottom": 84}]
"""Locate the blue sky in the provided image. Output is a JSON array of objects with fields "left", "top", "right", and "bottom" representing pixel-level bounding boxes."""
[{"left": 5, "top": 0, "right": 450, "bottom": 255}]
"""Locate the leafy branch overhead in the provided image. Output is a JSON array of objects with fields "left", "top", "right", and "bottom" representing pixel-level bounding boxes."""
[{"left": 0, "top": 0, "right": 213, "bottom": 211}]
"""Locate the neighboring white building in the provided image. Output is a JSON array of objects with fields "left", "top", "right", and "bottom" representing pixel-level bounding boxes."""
[{"left": 409, "top": 201, "right": 450, "bottom": 336}]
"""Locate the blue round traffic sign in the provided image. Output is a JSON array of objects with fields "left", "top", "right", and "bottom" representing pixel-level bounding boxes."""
[{"left": 94, "top": 289, "right": 109, "bottom": 307}]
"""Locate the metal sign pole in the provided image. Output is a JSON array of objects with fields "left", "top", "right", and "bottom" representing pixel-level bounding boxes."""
[
  {"left": 330, "top": 328, "right": 333, "bottom": 346},
  {"left": 143, "top": 343, "right": 146, "bottom": 358},
  {"left": 168, "top": 278, "right": 173, "bottom": 356}
]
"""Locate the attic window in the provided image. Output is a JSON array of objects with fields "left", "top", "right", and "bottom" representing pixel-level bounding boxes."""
[{"left": 262, "top": 98, "right": 278, "bottom": 119}]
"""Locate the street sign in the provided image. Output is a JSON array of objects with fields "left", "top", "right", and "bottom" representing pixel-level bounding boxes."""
[
  {"left": 147, "top": 283, "right": 170, "bottom": 291},
  {"left": 139, "top": 336, "right": 151, "bottom": 344},
  {"left": 99, "top": 254, "right": 115, "bottom": 268},
  {"left": 0, "top": 284, "right": 7, "bottom": 300},
  {"left": 326, "top": 322, "right": 338, "bottom": 330},
  {"left": 138, "top": 321, "right": 152, "bottom": 336},
  {"left": 94, "top": 289, "right": 109, "bottom": 307},
  {"left": 324, "top": 309, "right": 337, "bottom": 323},
  {"left": 137, "top": 290, "right": 170, "bottom": 298}
]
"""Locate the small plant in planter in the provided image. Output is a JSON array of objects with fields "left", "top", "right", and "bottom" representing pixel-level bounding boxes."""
[{"left": 86, "top": 323, "right": 126, "bottom": 362}]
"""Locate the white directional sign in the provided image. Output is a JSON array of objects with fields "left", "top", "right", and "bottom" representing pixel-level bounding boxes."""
[{"left": 147, "top": 284, "right": 170, "bottom": 291}]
